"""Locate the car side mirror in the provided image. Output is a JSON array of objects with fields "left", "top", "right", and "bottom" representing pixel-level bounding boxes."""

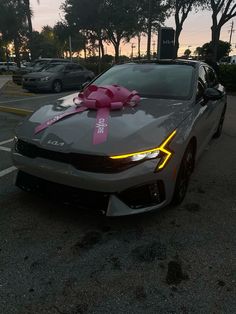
[{"left": 203, "top": 88, "right": 223, "bottom": 102}]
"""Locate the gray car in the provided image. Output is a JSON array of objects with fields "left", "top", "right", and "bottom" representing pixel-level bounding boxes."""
[
  {"left": 22, "top": 63, "right": 95, "bottom": 93},
  {"left": 12, "top": 60, "right": 227, "bottom": 216},
  {"left": 12, "top": 58, "right": 71, "bottom": 85}
]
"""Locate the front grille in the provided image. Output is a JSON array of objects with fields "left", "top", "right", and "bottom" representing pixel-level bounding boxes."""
[
  {"left": 16, "top": 171, "right": 109, "bottom": 214},
  {"left": 16, "top": 139, "right": 139, "bottom": 173}
]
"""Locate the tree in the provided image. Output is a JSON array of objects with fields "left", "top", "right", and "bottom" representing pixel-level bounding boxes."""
[
  {"left": 194, "top": 46, "right": 204, "bottom": 58},
  {"left": 202, "top": 40, "right": 231, "bottom": 61},
  {"left": 137, "top": 0, "right": 169, "bottom": 60},
  {"left": 168, "top": 0, "right": 205, "bottom": 58},
  {"left": 102, "top": 0, "right": 140, "bottom": 63},
  {"left": 63, "top": 0, "right": 140, "bottom": 63},
  {"left": 0, "top": 0, "right": 28, "bottom": 66},
  {"left": 63, "top": 0, "right": 105, "bottom": 59},
  {"left": 184, "top": 48, "right": 191, "bottom": 57},
  {"left": 209, "top": 0, "right": 236, "bottom": 61},
  {"left": 23, "top": 0, "right": 40, "bottom": 59}
]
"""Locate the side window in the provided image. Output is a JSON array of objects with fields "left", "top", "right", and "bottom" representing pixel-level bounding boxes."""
[
  {"left": 198, "top": 66, "right": 208, "bottom": 87},
  {"left": 196, "top": 80, "right": 205, "bottom": 102},
  {"left": 204, "top": 66, "right": 218, "bottom": 87},
  {"left": 73, "top": 65, "right": 83, "bottom": 71}
]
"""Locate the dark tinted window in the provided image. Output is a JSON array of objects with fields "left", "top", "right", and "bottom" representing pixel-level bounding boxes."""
[
  {"left": 74, "top": 65, "right": 84, "bottom": 71},
  {"left": 93, "top": 64, "right": 194, "bottom": 99}
]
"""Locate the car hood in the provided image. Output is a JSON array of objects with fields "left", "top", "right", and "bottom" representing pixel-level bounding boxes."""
[{"left": 16, "top": 93, "right": 192, "bottom": 155}]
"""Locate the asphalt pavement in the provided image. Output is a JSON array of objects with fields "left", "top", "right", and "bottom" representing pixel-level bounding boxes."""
[{"left": 0, "top": 90, "right": 235, "bottom": 314}]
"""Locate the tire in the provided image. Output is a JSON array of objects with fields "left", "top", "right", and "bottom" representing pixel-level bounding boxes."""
[
  {"left": 52, "top": 80, "right": 62, "bottom": 93},
  {"left": 213, "top": 105, "right": 226, "bottom": 139},
  {"left": 172, "top": 142, "right": 195, "bottom": 205}
]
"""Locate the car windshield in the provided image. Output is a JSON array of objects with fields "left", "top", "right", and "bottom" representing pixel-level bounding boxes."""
[
  {"left": 40, "top": 64, "right": 65, "bottom": 73},
  {"left": 93, "top": 63, "right": 195, "bottom": 99}
]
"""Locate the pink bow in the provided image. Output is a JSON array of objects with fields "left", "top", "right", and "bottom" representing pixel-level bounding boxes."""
[{"left": 35, "top": 85, "right": 140, "bottom": 145}]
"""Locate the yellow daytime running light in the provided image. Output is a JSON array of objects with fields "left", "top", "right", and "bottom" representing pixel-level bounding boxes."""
[{"left": 110, "top": 130, "right": 177, "bottom": 170}]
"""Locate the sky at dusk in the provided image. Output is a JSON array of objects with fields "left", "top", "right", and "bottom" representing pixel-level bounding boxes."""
[{"left": 31, "top": 0, "right": 236, "bottom": 56}]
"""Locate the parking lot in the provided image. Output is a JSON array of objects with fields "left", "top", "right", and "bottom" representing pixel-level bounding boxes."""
[{"left": 0, "top": 88, "right": 235, "bottom": 313}]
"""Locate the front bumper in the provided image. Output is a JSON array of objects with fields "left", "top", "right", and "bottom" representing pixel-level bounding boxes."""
[
  {"left": 22, "top": 80, "right": 52, "bottom": 91},
  {"left": 12, "top": 151, "right": 177, "bottom": 216}
]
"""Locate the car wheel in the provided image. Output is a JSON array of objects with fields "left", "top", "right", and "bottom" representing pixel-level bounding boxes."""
[
  {"left": 213, "top": 105, "right": 226, "bottom": 139},
  {"left": 52, "top": 80, "right": 62, "bottom": 93},
  {"left": 172, "top": 142, "right": 195, "bottom": 205}
]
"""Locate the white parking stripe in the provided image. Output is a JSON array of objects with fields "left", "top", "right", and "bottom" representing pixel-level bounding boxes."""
[
  {"left": 0, "top": 166, "right": 16, "bottom": 178},
  {"left": 0, "top": 138, "right": 13, "bottom": 145},
  {"left": 0, "top": 146, "right": 11, "bottom": 152}
]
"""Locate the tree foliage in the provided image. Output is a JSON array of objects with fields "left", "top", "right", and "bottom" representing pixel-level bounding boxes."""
[
  {"left": 0, "top": 0, "right": 28, "bottom": 65},
  {"left": 167, "top": 0, "right": 205, "bottom": 58},
  {"left": 208, "top": 0, "right": 236, "bottom": 61}
]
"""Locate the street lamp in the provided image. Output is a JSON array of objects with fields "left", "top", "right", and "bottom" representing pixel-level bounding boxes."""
[{"left": 131, "top": 43, "right": 136, "bottom": 60}]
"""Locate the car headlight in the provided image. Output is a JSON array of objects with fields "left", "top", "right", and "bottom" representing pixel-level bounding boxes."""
[
  {"left": 110, "top": 129, "right": 177, "bottom": 171},
  {"left": 39, "top": 76, "right": 50, "bottom": 82}
]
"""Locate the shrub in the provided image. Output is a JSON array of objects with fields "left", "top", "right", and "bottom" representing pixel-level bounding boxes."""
[{"left": 219, "top": 64, "right": 236, "bottom": 91}]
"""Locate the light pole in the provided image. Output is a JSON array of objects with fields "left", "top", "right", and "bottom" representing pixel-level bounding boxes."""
[
  {"left": 69, "top": 35, "right": 72, "bottom": 61},
  {"left": 131, "top": 43, "right": 136, "bottom": 60}
]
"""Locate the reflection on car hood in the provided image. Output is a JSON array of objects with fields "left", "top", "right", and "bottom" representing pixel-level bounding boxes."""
[{"left": 16, "top": 93, "right": 192, "bottom": 155}]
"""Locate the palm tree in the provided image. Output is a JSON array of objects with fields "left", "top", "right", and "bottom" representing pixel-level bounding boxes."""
[
  {"left": 24, "top": 0, "right": 40, "bottom": 33},
  {"left": 24, "top": 0, "right": 40, "bottom": 59}
]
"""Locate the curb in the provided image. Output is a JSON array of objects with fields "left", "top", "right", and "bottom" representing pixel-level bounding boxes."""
[{"left": 0, "top": 105, "right": 33, "bottom": 116}]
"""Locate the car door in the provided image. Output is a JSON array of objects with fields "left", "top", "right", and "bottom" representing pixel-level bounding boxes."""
[
  {"left": 70, "top": 64, "right": 88, "bottom": 88},
  {"left": 62, "top": 64, "right": 76, "bottom": 88}
]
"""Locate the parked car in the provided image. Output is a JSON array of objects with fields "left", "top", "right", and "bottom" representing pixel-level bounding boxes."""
[
  {"left": 0, "top": 62, "right": 19, "bottom": 73},
  {"left": 22, "top": 63, "right": 95, "bottom": 93},
  {"left": 12, "top": 58, "right": 71, "bottom": 85},
  {"left": 220, "top": 55, "right": 236, "bottom": 64},
  {"left": 12, "top": 60, "right": 226, "bottom": 216}
]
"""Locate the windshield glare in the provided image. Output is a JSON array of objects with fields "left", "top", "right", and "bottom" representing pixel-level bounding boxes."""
[{"left": 93, "top": 64, "right": 194, "bottom": 99}]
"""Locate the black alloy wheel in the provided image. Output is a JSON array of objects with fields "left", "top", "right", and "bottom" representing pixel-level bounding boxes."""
[
  {"left": 213, "top": 105, "right": 227, "bottom": 138},
  {"left": 52, "top": 80, "right": 62, "bottom": 93},
  {"left": 172, "top": 142, "right": 195, "bottom": 205}
]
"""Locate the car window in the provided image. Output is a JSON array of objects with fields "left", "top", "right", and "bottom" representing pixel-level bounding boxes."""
[
  {"left": 41, "top": 64, "right": 65, "bottom": 73},
  {"left": 198, "top": 66, "right": 208, "bottom": 87},
  {"left": 204, "top": 66, "right": 218, "bottom": 87},
  {"left": 93, "top": 64, "right": 194, "bottom": 99},
  {"left": 73, "top": 65, "right": 84, "bottom": 71},
  {"left": 196, "top": 80, "right": 205, "bottom": 102}
]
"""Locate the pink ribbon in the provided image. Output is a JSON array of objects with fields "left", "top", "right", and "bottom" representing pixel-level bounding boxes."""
[{"left": 35, "top": 84, "right": 140, "bottom": 145}]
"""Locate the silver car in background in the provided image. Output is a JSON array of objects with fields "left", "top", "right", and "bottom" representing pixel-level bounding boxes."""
[
  {"left": 22, "top": 63, "right": 95, "bottom": 93},
  {"left": 12, "top": 60, "right": 227, "bottom": 216}
]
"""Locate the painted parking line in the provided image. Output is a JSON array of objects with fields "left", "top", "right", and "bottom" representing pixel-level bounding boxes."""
[
  {"left": 0, "top": 106, "right": 33, "bottom": 116},
  {"left": 0, "top": 146, "right": 11, "bottom": 152},
  {"left": 0, "top": 92, "right": 71, "bottom": 104},
  {"left": 0, "top": 166, "right": 16, "bottom": 178},
  {"left": 0, "top": 138, "right": 13, "bottom": 146}
]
